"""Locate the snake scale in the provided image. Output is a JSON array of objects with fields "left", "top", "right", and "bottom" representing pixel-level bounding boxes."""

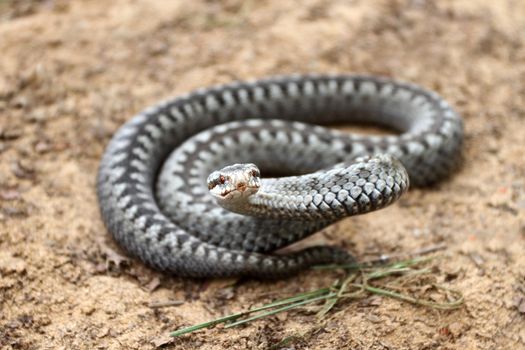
[{"left": 97, "top": 74, "right": 463, "bottom": 278}]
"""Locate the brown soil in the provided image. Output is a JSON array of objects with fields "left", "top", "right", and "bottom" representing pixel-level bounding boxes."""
[{"left": 1, "top": 0, "right": 525, "bottom": 349}]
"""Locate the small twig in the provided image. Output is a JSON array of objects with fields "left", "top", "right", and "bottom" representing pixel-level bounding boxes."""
[
  {"left": 411, "top": 243, "right": 448, "bottom": 255},
  {"left": 149, "top": 300, "right": 185, "bottom": 309}
]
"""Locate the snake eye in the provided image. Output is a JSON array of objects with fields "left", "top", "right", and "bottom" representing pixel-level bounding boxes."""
[
  {"left": 219, "top": 175, "right": 226, "bottom": 184},
  {"left": 250, "top": 169, "right": 259, "bottom": 177}
]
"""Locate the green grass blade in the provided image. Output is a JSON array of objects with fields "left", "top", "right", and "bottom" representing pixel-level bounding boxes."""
[
  {"left": 170, "top": 313, "right": 244, "bottom": 337},
  {"left": 263, "top": 287, "right": 332, "bottom": 307},
  {"left": 171, "top": 288, "right": 334, "bottom": 337},
  {"left": 224, "top": 293, "right": 337, "bottom": 329},
  {"left": 360, "top": 284, "right": 464, "bottom": 310}
]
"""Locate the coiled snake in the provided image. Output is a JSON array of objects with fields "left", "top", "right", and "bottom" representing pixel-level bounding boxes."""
[{"left": 96, "top": 74, "right": 463, "bottom": 278}]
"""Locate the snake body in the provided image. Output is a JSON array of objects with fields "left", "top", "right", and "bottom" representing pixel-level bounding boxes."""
[{"left": 97, "top": 74, "right": 463, "bottom": 278}]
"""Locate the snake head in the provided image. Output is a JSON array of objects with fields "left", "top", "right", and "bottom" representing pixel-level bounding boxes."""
[{"left": 207, "top": 163, "right": 261, "bottom": 201}]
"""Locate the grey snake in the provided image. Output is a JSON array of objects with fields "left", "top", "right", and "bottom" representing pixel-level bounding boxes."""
[{"left": 96, "top": 74, "right": 463, "bottom": 278}]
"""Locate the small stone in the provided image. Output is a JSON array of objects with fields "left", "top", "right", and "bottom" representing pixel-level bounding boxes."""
[
  {"left": 11, "top": 160, "right": 35, "bottom": 179},
  {"left": 0, "top": 189, "right": 21, "bottom": 201},
  {"left": 151, "top": 334, "right": 174, "bottom": 348},
  {"left": 0, "top": 252, "right": 26, "bottom": 274},
  {"left": 366, "top": 314, "right": 382, "bottom": 323},
  {"left": 0, "top": 127, "right": 23, "bottom": 140},
  {"left": 35, "top": 141, "right": 51, "bottom": 153},
  {"left": 81, "top": 306, "right": 96, "bottom": 316},
  {"left": 448, "top": 322, "right": 464, "bottom": 338},
  {"left": 518, "top": 299, "right": 525, "bottom": 314}
]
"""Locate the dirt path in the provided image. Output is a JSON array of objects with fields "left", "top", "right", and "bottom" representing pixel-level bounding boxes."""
[{"left": 1, "top": 0, "right": 524, "bottom": 349}]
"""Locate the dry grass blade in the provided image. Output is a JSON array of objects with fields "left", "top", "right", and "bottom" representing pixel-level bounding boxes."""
[{"left": 170, "top": 252, "right": 463, "bottom": 338}]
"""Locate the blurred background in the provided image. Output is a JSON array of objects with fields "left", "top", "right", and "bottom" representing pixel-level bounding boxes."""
[{"left": 1, "top": 1, "right": 524, "bottom": 349}]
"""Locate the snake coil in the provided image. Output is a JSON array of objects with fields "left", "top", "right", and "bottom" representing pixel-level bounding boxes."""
[{"left": 97, "top": 74, "right": 463, "bottom": 278}]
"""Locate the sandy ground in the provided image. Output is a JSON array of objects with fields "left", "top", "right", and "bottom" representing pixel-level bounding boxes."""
[{"left": 1, "top": 0, "right": 524, "bottom": 349}]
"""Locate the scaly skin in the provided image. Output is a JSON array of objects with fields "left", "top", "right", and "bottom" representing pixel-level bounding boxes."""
[{"left": 97, "top": 74, "right": 463, "bottom": 278}]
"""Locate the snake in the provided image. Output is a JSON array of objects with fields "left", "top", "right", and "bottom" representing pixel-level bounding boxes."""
[{"left": 96, "top": 74, "right": 463, "bottom": 278}]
